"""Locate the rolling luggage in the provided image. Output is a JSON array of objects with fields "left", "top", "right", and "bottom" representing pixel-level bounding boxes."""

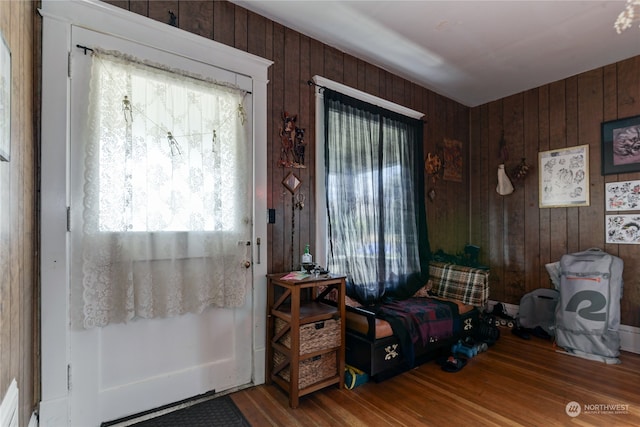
[{"left": 555, "top": 248, "right": 623, "bottom": 364}]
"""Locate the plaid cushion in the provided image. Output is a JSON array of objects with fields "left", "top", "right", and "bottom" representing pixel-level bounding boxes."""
[{"left": 428, "top": 261, "right": 489, "bottom": 307}]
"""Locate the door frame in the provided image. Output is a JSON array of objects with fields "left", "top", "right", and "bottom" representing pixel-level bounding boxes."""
[{"left": 39, "top": 1, "right": 272, "bottom": 425}]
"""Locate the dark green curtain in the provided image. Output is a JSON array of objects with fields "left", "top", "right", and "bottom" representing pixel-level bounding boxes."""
[{"left": 323, "top": 89, "right": 430, "bottom": 305}]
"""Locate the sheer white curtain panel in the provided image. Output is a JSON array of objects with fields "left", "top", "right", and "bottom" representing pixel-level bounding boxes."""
[{"left": 71, "top": 50, "right": 252, "bottom": 329}]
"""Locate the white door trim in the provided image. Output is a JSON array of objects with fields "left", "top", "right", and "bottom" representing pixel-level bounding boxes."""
[{"left": 39, "top": 1, "right": 271, "bottom": 425}]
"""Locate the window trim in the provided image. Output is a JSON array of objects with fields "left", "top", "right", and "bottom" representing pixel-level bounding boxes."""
[{"left": 312, "top": 75, "right": 424, "bottom": 268}]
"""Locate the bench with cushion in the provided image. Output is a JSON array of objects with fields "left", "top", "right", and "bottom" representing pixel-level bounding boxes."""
[{"left": 321, "top": 261, "right": 489, "bottom": 381}]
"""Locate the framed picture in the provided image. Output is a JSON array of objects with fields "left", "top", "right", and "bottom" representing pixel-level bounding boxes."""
[
  {"left": 605, "top": 180, "right": 640, "bottom": 211},
  {"left": 601, "top": 114, "right": 640, "bottom": 175},
  {"left": 606, "top": 214, "right": 640, "bottom": 244},
  {"left": 539, "top": 144, "right": 590, "bottom": 208},
  {"left": 0, "top": 30, "right": 10, "bottom": 162}
]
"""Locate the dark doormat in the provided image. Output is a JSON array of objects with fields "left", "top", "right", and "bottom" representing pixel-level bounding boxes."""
[{"left": 131, "top": 395, "right": 251, "bottom": 427}]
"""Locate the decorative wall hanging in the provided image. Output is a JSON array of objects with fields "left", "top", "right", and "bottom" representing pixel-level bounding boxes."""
[
  {"left": 539, "top": 145, "right": 590, "bottom": 208},
  {"left": 511, "top": 158, "right": 531, "bottom": 180},
  {"left": 496, "top": 164, "right": 514, "bottom": 196},
  {"left": 278, "top": 111, "right": 307, "bottom": 168},
  {"left": 605, "top": 180, "right": 640, "bottom": 211},
  {"left": 0, "top": 30, "right": 10, "bottom": 162},
  {"left": 601, "top": 114, "right": 640, "bottom": 175},
  {"left": 282, "top": 171, "right": 301, "bottom": 193},
  {"left": 282, "top": 171, "right": 302, "bottom": 270},
  {"left": 606, "top": 214, "right": 640, "bottom": 244},
  {"left": 496, "top": 131, "right": 514, "bottom": 196},
  {"left": 442, "top": 138, "right": 463, "bottom": 182},
  {"left": 424, "top": 152, "right": 442, "bottom": 201}
]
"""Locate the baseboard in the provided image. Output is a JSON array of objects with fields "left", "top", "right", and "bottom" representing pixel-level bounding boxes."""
[{"left": 487, "top": 300, "right": 640, "bottom": 355}]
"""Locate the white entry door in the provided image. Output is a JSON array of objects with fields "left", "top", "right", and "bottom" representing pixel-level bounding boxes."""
[
  {"left": 40, "top": 2, "right": 270, "bottom": 424},
  {"left": 66, "top": 26, "right": 256, "bottom": 426}
]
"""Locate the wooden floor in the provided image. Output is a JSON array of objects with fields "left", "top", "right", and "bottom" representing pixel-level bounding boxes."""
[{"left": 231, "top": 331, "right": 640, "bottom": 426}]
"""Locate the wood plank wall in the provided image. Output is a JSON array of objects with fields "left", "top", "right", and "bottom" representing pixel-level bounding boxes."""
[
  {"left": 103, "top": 0, "right": 471, "bottom": 274},
  {"left": 0, "top": 1, "right": 37, "bottom": 425},
  {"left": 470, "top": 56, "right": 640, "bottom": 327}
]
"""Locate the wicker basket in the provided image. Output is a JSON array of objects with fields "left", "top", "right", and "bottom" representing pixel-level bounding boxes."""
[
  {"left": 274, "top": 318, "right": 341, "bottom": 355},
  {"left": 273, "top": 350, "right": 338, "bottom": 389}
]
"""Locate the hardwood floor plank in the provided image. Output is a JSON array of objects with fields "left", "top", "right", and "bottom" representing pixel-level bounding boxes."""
[{"left": 232, "top": 332, "right": 640, "bottom": 426}]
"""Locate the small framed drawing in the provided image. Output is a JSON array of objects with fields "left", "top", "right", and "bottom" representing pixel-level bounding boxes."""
[
  {"left": 606, "top": 214, "right": 640, "bottom": 244},
  {"left": 539, "top": 144, "right": 590, "bottom": 208},
  {"left": 601, "top": 114, "right": 640, "bottom": 175},
  {"left": 0, "top": 30, "right": 10, "bottom": 162},
  {"left": 605, "top": 180, "right": 640, "bottom": 211}
]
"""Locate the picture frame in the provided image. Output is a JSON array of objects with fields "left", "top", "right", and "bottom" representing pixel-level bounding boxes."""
[
  {"left": 601, "top": 114, "right": 640, "bottom": 175},
  {"left": 605, "top": 180, "right": 640, "bottom": 211},
  {"left": 539, "top": 144, "right": 590, "bottom": 208},
  {"left": 606, "top": 214, "right": 640, "bottom": 245},
  {"left": 0, "top": 30, "right": 10, "bottom": 162}
]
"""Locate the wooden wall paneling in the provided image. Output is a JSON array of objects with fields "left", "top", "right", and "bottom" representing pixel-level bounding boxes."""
[
  {"left": 564, "top": 76, "right": 580, "bottom": 254},
  {"left": 602, "top": 63, "right": 620, "bottom": 255},
  {"left": 147, "top": 1, "right": 179, "bottom": 28},
  {"left": 323, "top": 47, "right": 343, "bottom": 83},
  {"left": 0, "top": 0, "right": 36, "bottom": 422},
  {"left": 298, "top": 35, "right": 314, "bottom": 263},
  {"left": 425, "top": 93, "right": 446, "bottom": 252},
  {"left": 502, "top": 94, "right": 526, "bottom": 302},
  {"left": 537, "top": 86, "right": 552, "bottom": 289},
  {"left": 576, "top": 69, "right": 605, "bottom": 252},
  {"left": 615, "top": 56, "right": 640, "bottom": 327},
  {"left": 453, "top": 99, "right": 469, "bottom": 249},
  {"left": 11, "top": 0, "right": 24, "bottom": 398},
  {"left": 247, "top": 11, "right": 267, "bottom": 59},
  {"left": 356, "top": 59, "right": 366, "bottom": 92},
  {"left": 391, "top": 74, "right": 404, "bottom": 106},
  {"left": 468, "top": 107, "right": 482, "bottom": 250},
  {"left": 129, "top": 1, "right": 148, "bottom": 17},
  {"left": 179, "top": 1, "right": 214, "bottom": 40},
  {"left": 487, "top": 101, "right": 505, "bottom": 301},
  {"left": 213, "top": 0, "right": 235, "bottom": 47},
  {"left": 523, "top": 89, "right": 541, "bottom": 291},
  {"left": 364, "top": 62, "right": 379, "bottom": 97},
  {"left": 0, "top": 0, "right": 11, "bottom": 398},
  {"left": 283, "top": 28, "right": 303, "bottom": 269},
  {"left": 264, "top": 18, "right": 275, "bottom": 273},
  {"left": 475, "top": 105, "right": 491, "bottom": 266},
  {"left": 233, "top": 4, "right": 248, "bottom": 51},
  {"left": 443, "top": 98, "right": 457, "bottom": 248},
  {"left": 343, "top": 55, "right": 358, "bottom": 89},
  {"left": 103, "top": 0, "right": 129, "bottom": 12},
  {"left": 547, "top": 80, "right": 569, "bottom": 263},
  {"left": 270, "top": 23, "right": 286, "bottom": 272}
]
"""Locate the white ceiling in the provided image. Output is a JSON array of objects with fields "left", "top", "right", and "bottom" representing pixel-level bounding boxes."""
[{"left": 231, "top": 1, "right": 640, "bottom": 107}]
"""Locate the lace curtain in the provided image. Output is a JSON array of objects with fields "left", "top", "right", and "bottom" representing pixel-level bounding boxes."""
[
  {"left": 71, "top": 50, "right": 252, "bottom": 329},
  {"left": 324, "top": 89, "right": 430, "bottom": 305}
]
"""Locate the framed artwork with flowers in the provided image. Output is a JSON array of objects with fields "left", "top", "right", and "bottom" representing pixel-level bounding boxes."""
[{"left": 601, "top": 115, "right": 640, "bottom": 175}]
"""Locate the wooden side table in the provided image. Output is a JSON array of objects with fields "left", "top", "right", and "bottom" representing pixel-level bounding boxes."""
[{"left": 266, "top": 273, "right": 346, "bottom": 408}]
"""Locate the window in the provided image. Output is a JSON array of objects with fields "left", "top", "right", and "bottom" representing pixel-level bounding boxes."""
[
  {"left": 91, "top": 53, "right": 248, "bottom": 233},
  {"left": 316, "top": 78, "right": 430, "bottom": 304},
  {"left": 72, "top": 49, "right": 253, "bottom": 328}
]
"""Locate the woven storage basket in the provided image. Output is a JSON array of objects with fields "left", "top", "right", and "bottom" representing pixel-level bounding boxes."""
[
  {"left": 273, "top": 350, "right": 337, "bottom": 389},
  {"left": 274, "top": 318, "right": 341, "bottom": 355}
]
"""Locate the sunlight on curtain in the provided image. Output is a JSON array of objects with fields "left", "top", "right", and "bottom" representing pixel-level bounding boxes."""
[
  {"left": 324, "top": 89, "right": 429, "bottom": 305},
  {"left": 71, "top": 50, "right": 251, "bottom": 329}
]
